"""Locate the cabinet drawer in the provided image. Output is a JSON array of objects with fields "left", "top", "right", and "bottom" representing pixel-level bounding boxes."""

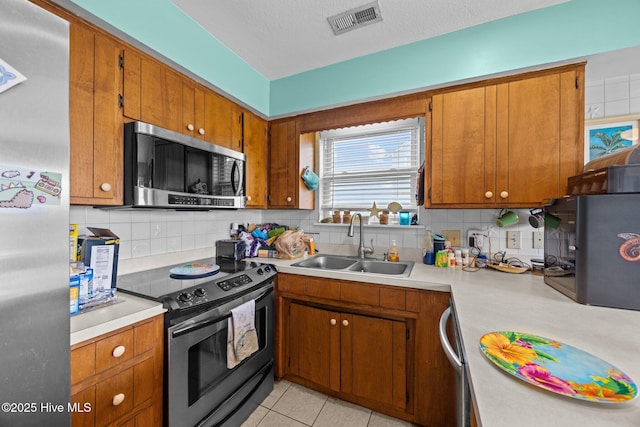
[
  {"left": 71, "top": 343, "right": 96, "bottom": 385},
  {"left": 71, "top": 387, "right": 95, "bottom": 427},
  {"left": 96, "top": 329, "right": 134, "bottom": 373},
  {"left": 96, "top": 368, "right": 134, "bottom": 426}
]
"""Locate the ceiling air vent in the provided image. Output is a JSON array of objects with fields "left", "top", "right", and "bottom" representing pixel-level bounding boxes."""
[{"left": 328, "top": 1, "right": 382, "bottom": 35}]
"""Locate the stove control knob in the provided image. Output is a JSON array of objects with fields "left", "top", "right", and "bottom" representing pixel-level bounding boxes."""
[
  {"left": 178, "top": 292, "right": 193, "bottom": 303},
  {"left": 194, "top": 288, "right": 207, "bottom": 297},
  {"left": 264, "top": 265, "right": 271, "bottom": 273},
  {"left": 257, "top": 268, "right": 264, "bottom": 275}
]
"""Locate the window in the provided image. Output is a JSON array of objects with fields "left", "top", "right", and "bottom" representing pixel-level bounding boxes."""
[{"left": 319, "top": 117, "right": 423, "bottom": 222}]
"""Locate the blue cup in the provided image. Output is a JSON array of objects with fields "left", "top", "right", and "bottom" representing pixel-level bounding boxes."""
[{"left": 399, "top": 211, "right": 410, "bottom": 226}]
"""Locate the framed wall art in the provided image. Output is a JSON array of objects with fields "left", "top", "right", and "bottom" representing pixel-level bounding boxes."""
[{"left": 585, "top": 114, "right": 640, "bottom": 163}]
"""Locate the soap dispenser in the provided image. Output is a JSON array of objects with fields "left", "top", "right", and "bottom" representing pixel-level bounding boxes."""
[{"left": 388, "top": 240, "right": 399, "bottom": 262}]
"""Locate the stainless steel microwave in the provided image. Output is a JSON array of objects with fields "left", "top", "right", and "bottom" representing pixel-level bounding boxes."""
[{"left": 123, "top": 121, "right": 245, "bottom": 210}]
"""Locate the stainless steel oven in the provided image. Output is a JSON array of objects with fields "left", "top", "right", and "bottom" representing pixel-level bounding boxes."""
[
  {"left": 167, "top": 283, "right": 274, "bottom": 427},
  {"left": 117, "top": 258, "right": 276, "bottom": 426}
]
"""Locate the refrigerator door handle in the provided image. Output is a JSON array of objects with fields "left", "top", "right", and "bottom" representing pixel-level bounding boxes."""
[{"left": 439, "top": 306, "right": 462, "bottom": 370}]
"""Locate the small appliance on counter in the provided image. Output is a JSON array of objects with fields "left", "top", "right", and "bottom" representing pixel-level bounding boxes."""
[
  {"left": 216, "top": 239, "right": 247, "bottom": 260},
  {"left": 544, "top": 149, "right": 640, "bottom": 311}
]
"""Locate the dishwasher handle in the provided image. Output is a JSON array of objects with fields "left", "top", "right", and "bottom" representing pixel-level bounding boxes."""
[{"left": 439, "top": 306, "right": 462, "bottom": 370}]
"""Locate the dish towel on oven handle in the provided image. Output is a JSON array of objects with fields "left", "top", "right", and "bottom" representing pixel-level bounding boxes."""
[{"left": 227, "top": 299, "right": 259, "bottom": 369}]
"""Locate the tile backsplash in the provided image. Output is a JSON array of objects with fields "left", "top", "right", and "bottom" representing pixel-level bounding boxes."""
[
  {"left": 71, "top": 205, "right": 544, "bottom": 262},
  {"left": 70, "top": 206, "right": 259, "bottom": 261}
]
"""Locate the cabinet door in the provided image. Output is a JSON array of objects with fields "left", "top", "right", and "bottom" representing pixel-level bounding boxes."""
[
  {"left": 430, "top": 86, "right": 497, "bottom": 205},
  {"left": 138, "top": 57, "right": 182, "bottom": 133},
  {"left": 288, "top": 303, "right": 340, "bottom": 392},
  {"left": 244, "top": 112, "right": 268, "bottom": 208},
  {"left": 496, "top": 71, "right": 582, "bottom": 204},
  {"left": 69, "top": 22, "right": 95, "bottom": 201},
  {"left": 203, "top": 91, "right": 234, "bottom": 148},
  {"left": 269, "top": 119, "right": 297, "bottom": 207},
  {"left": 74, "top": 33, "right": 124, "bottom": 205},
  {"left": 231, "top": 105, "right": 244, "bottom": 152},
  {"left": 181, "top": 80, "right": 205, "bottom": 138},
  {"left": 341, "top": 313, "right": 407, "bottom": 409}
]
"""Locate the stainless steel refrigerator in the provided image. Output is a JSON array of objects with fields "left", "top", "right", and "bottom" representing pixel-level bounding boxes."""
[{"left": 0, "top": 0, "right": 71, "bottom": 425}]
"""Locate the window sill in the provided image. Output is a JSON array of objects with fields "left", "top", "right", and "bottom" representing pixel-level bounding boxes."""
[{"left": 313, "top": 222, "right": 421, "bottom": 229}]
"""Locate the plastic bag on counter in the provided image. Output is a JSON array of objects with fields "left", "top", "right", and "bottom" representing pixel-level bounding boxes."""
[{"left": 275, "top": 229, "right": 305, "bottom": 259}]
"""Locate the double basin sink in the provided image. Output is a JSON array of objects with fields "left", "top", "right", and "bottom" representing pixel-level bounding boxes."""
[{"left": 291, "top": 254, "right": 414, "bottom": 277}]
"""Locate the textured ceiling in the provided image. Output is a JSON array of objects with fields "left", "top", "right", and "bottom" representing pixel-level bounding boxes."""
[{"left": 171, "top": 0, "right": 568, "bottom": 80}]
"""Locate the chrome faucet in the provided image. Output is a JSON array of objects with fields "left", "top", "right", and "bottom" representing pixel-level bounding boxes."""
[{"left": 347, "top": 213, "right": 374, "bottom": 259}]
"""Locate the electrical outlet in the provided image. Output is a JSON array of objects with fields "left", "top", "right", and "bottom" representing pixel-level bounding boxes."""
[
  {"left": 441, "top": 230, "right": 461, "bottom": 247},
  {"left": 533, "top": 232, "right": 544, "bottom": 249},
  {"left": 506, "top": 231, "right": 521, "bottom": 249},
  {"left": 467, "top": 229, "right": 484, "bottom": 249}
]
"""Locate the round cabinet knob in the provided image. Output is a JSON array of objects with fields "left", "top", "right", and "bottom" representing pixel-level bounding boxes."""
[
  {"left": 342, "top": 319, "right": 349, "bottom": 327},
  {"left": 112, "top": 393, "right": 125, "bottom": 407},
  {"left": 100, "top": 183, "right": 112, "bottom": 192},
  {"left": 187, "top": 123, "right": 194, "bottom": 131},
  {"left": 112, "top": 345, "right": 126, "bottom": 358},
  {"left": 246, "top": 196, "right": 252, "bottom": 201},
  {"left": 330, "top": 319, "right": 337, "bottom": 326},
  {"left": 500, "top": 191, "right": 509, "bottom": 199},
  {"left": 286, "top": 197, "right": 292, "bottom": 202},
  {"left": 484, "top": 191, "right": 493, "bottom": 199},
  {"left": 198, "top": 128, "right": 205, "bottom": 135}
]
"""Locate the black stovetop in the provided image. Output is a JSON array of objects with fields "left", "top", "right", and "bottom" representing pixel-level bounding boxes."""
[{"left": 117, "top": 257, "right": 276, "bottom": 312}]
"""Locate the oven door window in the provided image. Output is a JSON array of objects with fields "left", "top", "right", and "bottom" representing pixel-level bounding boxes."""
[{"left": 187, "top": 306, "right": 267, "bottom": 406}]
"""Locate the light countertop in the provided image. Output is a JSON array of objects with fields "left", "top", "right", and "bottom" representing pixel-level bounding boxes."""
[
  {"left": 70, "top": 294, "right": 165, "bottom": 346},
  {"left": 265, "top": 255, "right": 640, "bottom": 427}
]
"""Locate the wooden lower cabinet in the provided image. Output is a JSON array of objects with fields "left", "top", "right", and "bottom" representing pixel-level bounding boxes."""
[
  {"left": 289, "top": 303, "right": 408, "bottom": 411},
  {"left": 277, "top": 273, "right": 454, "bottom": 426},
  {"left": 70, "top": 315, "right": 163, "bottom": 427}
]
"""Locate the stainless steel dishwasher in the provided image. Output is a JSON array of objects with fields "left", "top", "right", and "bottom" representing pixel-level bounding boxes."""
[{"left": 439, "top": 301, "right": 471, "bottom": 427}]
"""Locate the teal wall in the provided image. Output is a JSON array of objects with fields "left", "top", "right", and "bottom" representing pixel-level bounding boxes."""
[
  {"left": 68, "top": 0, "right": 640, "bottom": 118},
  {"left": 270, "top": 0, "right": 640, "bottom": 116}
]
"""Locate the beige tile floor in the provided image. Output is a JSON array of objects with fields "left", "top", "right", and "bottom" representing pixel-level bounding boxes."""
[{"left": 242, "top": 380, "right": 419, "bottom": 427}]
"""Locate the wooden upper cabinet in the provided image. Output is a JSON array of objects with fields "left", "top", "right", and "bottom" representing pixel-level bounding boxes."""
[
  {"left": 140, "top": 57, "right": 182, "bottom": 133},
  {"left": 431, "top": 87, "right": 496, "bottom": 205},
  {"left": 244, "top": 111, "right": 268, "bottom": 208},
  {"left": 69, "top": 24, "right": 124, "bottom": 205},
  {"left": 202, "top": 91, "right": 243, "bottom": 150},
  {"left": 428, "top": 64, "right": 584, "bottom": 208},
  {"left": 123, "top": 50, "right": 182, "bottom": 133},
  {"left": 496, "top": 70, "right": 583, "bottom": 205},
  {"left": 268, "top": 119, "right": 315, "bottom": 209}
]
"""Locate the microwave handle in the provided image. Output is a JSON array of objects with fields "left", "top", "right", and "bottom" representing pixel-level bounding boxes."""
[{"left": 231, "top": 160, "right": 243, "bottom": 196}]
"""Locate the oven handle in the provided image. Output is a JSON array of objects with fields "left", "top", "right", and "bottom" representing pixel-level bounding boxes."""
[{"left": 171, "top": 286, "right": 273, "bottom": 338}]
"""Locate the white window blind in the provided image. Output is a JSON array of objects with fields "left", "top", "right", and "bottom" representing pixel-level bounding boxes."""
[{"left": 319, "top": 118, "right": 422, "bottom": 212}]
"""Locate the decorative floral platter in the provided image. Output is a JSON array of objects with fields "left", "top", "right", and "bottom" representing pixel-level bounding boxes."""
[
  {"left": 169, "top": 263, "right": 220, "bottom": 279},
  {"left": 479, "top": 331, "right": 637, "bottom": 402}
]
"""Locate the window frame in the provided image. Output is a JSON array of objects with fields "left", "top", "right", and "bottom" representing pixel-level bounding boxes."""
[{"left": 318, "top": 117, "right": 424, "bottom": 223}]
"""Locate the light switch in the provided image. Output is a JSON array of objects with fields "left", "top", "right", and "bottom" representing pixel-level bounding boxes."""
[{"left": 506, "top": 231, "right": 520, "bottom": 249}]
